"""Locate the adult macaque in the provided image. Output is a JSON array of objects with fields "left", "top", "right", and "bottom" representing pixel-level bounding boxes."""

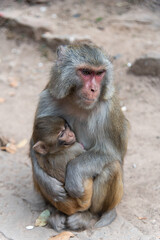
[
  {"left": 32, "top": 116, "right": 93, "bottom": 216},
  {"left": 30, "top": 43, "right": 129, "bottom": 231}
]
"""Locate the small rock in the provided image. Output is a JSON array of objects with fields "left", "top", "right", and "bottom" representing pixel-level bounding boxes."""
[
  {"left": 151, "top": 219, "right": 156, "bottom": 225},
  {"left": 97, "top": 26, "right": 104, "bottom": 31},
  {"left": 0, "top": 75, "right": 6, "bottom": 83},
  {"left": 9, "top": 78, "right": 19, "bottom": 88},
  {"left": 11, "top": 48, "right": 20, "bottom": 54},
  {"left": 9, "top": 92, "right": 15, "bottom": 97},
  {"left": 40, "top": 6, "right": 47, "bottom": 12},
  {"left": 0, "top": 98, "right": 5, "bottom": 103},
  {"left": 38, "top": 62, "right": 43, "bottom": 68},
  {"left": 26, "top": 0, "right": 49, "bottom": 3},
  {"left": 9, "top": 61, "right": 16, "bottom": 68},
  {"left": 72, "top": 13, "right": 81, "bottom": 18},
  {"left": 113, "top": 54, "right": 122, "bottom": 60},
  {"left": 121, "top": 106, "right": 127, "bottom": 112},
  {"left": 128, "top": 53, "right": 160, "bottom": 76},
  {"left": 26, "top": 225, "right": 34, "bottom": 230},
  {"left": 51, "top": 14, "right": 57, "bottom": 19},
  {"left": 127, "top": 62, "right": 132, "bottom": 67},
  {"left": 132, "top": 163, "right": 137, "bottom": 168}
]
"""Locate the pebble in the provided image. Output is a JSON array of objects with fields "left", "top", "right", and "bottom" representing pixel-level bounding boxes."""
[
  {"left": 9, "top": 92, "right": 16, "bottom": 97},
  {"left": 97, "top": 26, "right": 104, "bottom": 31},
  {"left": 121, "top": 106, "right": 127, "bottom": 112},
  {"left": 151, "top": 219, "right": 156, "bottom": 225},
  {"left": 51, "top": 14, "right": 57, "bottom": 19},
  {"left": 38, "top": 62, "right": 43, "bottom": 68},
  {"left": 9, "top": 61, "right": 16, "bottom": 68},
  {"left": 26, "top": 225, "right": 34, "bottom": 230},
  {"left": 40, "top": 6, "right": 47, "bottom": 12},
  {"left": 72, "top": 13, "right": 81, "bottom": 18},
  {"left": 113, "top": 54, "right": 122, "bottom": 60},
  {"left": 11, "top": 48, "right": 20, "bottom": 54},
  {"left": 132, "top": 163, "right": 137, "bottom": 168},
  {"left": 127, "top": 62, "right": 132, "bottom": 67}
]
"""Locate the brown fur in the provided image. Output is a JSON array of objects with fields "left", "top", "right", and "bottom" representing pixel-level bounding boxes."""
[
  {"left": 47, "top": 179, "right": 93, "bottom": 215},
  {"left": 32, "top": 117, "right": 93, "bottom": 215}
]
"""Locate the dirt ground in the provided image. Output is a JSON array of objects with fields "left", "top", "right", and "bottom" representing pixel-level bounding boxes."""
[{"left": 0, "top": 1, "right": 160, "bottom": 239}]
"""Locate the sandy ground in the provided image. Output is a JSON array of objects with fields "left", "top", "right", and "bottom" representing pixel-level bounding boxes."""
[{"left": 0, "top": 1, "right": 160, "bottom": 239}]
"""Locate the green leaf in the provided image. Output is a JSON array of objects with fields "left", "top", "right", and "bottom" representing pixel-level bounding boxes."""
[
  {"left": 35, "top": 209, "right": 50, "bottom": 227},
  {"left": 95, "top": 17, "right": 103, "bottom": 23}
]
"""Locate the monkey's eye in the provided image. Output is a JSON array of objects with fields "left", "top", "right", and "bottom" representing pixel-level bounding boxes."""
[
  {"left": 81, "top": 69, "right": 92, "bottom": 76},
  {"left": 59, "top": 129, "right": 65, "bottom": 138},
  {"left": 96, "top": 70, "right": 106, "bottom": 76}
]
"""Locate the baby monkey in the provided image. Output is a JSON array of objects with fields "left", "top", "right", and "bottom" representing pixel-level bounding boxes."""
[{"left": 32, "top": 116, "right": 93, "bottom": 215}]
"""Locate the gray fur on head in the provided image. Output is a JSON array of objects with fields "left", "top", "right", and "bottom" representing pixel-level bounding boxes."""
[{"left": 49, "top": 43, "right": 114, "bottom": 101}]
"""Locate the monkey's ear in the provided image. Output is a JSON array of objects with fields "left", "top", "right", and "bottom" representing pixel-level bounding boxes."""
[
  {"left": 33, "top": 141, "right": 48, "bottom": 155},
  {"left": 56, "top": 45, "right": 67, "bottom": 61}
]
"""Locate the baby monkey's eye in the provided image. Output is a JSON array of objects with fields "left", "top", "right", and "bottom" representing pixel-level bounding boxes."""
[{"left": 59, "top": 128, "right": 65, "bottom": 138}]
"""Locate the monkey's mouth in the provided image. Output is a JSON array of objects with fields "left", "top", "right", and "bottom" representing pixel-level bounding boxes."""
[
  {"left": 81, "top": 96, "right": 95, "bottom": 104},
  {"left": 64, "top": 140, "right": 76, "bottom": 146}
]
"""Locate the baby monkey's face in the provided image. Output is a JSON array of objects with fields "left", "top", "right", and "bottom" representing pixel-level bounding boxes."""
[
  {"left": 33, "top": 122, "right": 76, "bottom": 156},
  {"left": 57, "top": 123, "right": 76, "bottom": 146}
]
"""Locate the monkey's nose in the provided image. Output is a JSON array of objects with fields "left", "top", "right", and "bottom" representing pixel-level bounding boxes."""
[
  {"left": 69, "top": 132, "right": 74, "bottom": 137},
  {"left": 90, "top": 84, "right": 98, "bottom": 92}
]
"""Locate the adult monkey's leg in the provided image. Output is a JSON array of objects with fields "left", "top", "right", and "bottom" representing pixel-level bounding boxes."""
[{"left": 66, "top": 161, "right": 123, "bottom": 230}]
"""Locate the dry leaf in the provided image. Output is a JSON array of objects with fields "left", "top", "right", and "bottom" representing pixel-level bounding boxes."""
[
  {"left": 138, "top": 217, "right": 147, "bottom": 220},
  {"left": 0, "top": 143, "right": 17, "bottom": 154},
  {"left": 0, "top": 98, "right": 5, "bottom": 103},
  {"left": 35, "top": 209, "right": 50, "bottom": 227},
  {"left": 5, "top": 143, "right": 17, "bottom": 154},
  {"left": 0, "top": 136, "right": 8, "bottom": 146},
  {"left": 16, "top": 139, "right": 27, "bottom": 148},
  {"left": 49, "top": 231, "right": 74, "bottom": 240},
  {"left": 0, "top": 137, "right": 17, "bottom": 154}
]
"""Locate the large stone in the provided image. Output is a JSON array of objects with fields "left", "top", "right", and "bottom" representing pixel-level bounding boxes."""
[
  {"left": 41, "top": 32, "right": 91, "bottom": 51},
  {"left": 129, "top": 54, "right": 160, "bottom": 77},
  {"left": 0, "top": 11, "right": 91, "bottom": 52},
  {"left": 0, "top": 11, "right": 51, "bottom": 41},
  {"left": 26, "top": 0, "right": 50, "bottom": 4}
]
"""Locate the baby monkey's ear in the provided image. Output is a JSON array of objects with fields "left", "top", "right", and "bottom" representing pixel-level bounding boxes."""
[{"left": 33, "top": 141, "right": 48, "bottom": 155}]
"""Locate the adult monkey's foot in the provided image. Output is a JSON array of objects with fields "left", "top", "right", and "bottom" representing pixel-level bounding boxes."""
[
  {"left": 95, "top": 208, "right": 117, "bottom": 228},
  {"left": 66, "top": 211, "right": 96, "bottom": 230},
  {"left": 48, "top": 209, "right": 66, "bottom": 232}
]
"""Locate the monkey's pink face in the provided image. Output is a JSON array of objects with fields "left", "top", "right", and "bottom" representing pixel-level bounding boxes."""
[{"left": 77, "top": 67, "right": 106, "bottom": 105}]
